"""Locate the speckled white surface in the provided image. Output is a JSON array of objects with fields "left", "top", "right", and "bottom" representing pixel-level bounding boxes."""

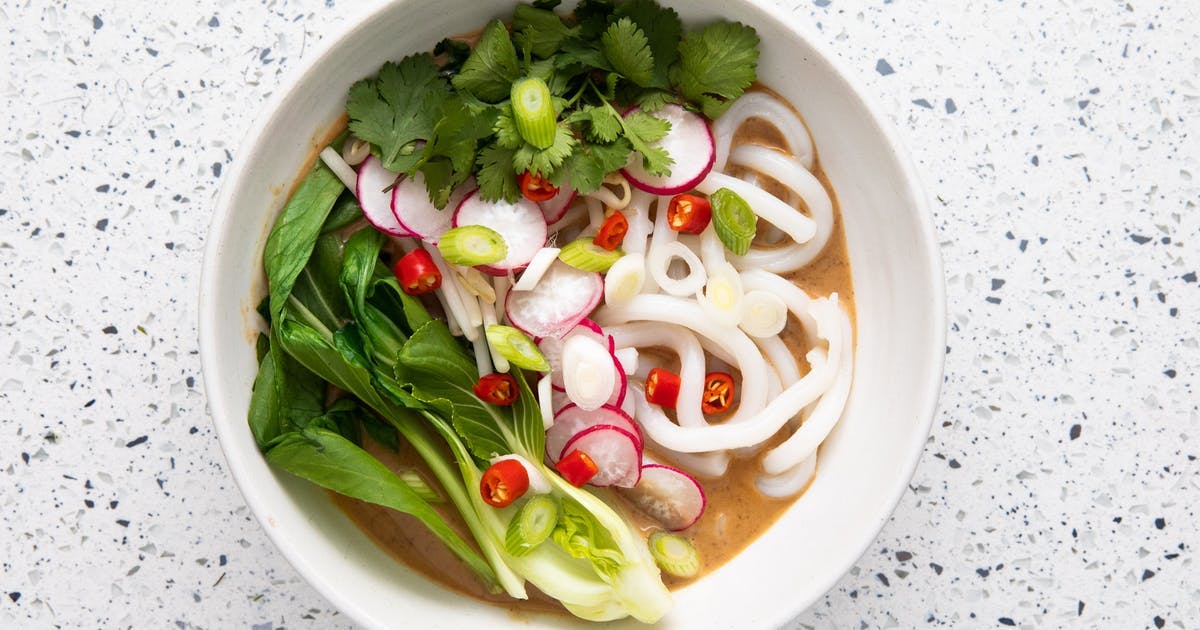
[{"left": 3, "top": 0, "right": 1198, "bottom": 627}]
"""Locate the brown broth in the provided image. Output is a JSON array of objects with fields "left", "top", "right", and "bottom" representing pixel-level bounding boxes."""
[{"left": 315, "top": 88, "right": 855, "bottom": 611}]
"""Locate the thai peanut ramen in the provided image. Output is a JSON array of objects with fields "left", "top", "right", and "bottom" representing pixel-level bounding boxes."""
[{"left": 247, "top": 0, "right": 854, "bottom": 623}]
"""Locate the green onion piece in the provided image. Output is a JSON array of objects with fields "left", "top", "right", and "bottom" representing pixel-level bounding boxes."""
[
  {"left": 558, "top": 238, "right": 623, "bottom": 272},
  {"left": 511, "top": 78, "right": 557, "bottom": 149},
  {"left": 486, "top": 325, "right": 551, "bottom": 371},
  {"left": 505, "top": 495, "right": 559, "bottom": 556},
  {"left": 437, "top": 225, "right": 508, "bottom": 266},
  {"left": 647, "top": 531, "right": 701, "bottom": 578},
  {"left": 398, "top": 469, "right": 442, "bottom": 503},
  {"left": 710, "top": 188, "right": 758, "bottom": 256}
]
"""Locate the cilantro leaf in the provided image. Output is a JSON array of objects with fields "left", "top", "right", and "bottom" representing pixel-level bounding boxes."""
[
  {"left": 494, "top": 106, "right": 525, "bottom": 150},
  {"left": 532, "top": 0, "right": 561, "bottom": 8},
  {"left": 556, "top": 138, "right": 632, "bottom": 194},
  {"left": 623, "top": 111, "right": 670, "bottom": 143},
  {"left": 621, "top": 111, "right": 673, "bottom": 176},
  {"left": 586, "top": 105, "right": 622, "bottom": 142},
  {"left": 513, "top": 4, "right": 577, "bottom": 59},
  {"left": 635, "top": 89, "right": 675, "bottom": 112},
  {"left": 346, "top": 55, "right": 452, "bottom": 173},
  {"left": 553, "top": 38, "right": 611, "bottom": 73},
  {"left": 574, "top": 0, "right": 616, "bottom": 40},
  {"left": 451, "top": 20, "right": 520, "bottom": 103},
  {"left": 677, "top": 21, "right": 761, "bottom": 119},
  {"left": 601, "top": 18, "right": 655, "bottom": 88},
  {"left": 416, "top": 97, "right": 497, "bottom": 207},
  {"left": 512, "top": 123, "right": 577, "bottom": 177},
  {"left": 476, "top": 144, "right": 520, "bottom": 203},
  {"left": 614, "top": 0, "right": 681, "bottom": 89}
]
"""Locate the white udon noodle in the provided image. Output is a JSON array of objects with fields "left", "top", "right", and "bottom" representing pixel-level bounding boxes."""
[{"left": 582, "top": 91, "right": 851, "bottom": 498}]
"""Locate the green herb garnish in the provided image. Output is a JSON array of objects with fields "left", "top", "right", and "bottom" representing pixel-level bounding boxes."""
[{"left": 345, "top": 0, "right": 760, "bottom": 208}]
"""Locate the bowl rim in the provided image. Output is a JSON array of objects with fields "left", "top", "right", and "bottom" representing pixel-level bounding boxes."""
[{"left": 198, "top": 0, "right": 947, "bottom": 626}]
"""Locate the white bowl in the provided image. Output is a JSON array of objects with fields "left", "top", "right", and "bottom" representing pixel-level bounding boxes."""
[{"left": 199, "top": 1, "right": 946, "bottom": 628}]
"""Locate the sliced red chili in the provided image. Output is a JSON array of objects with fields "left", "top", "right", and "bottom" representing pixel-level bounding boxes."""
[
  {"left": 393, "top": 249, "right": 442, "bottom": 295},
  {"left": 555, "top": 449, "right": 599, "bottom": 487},
  {"left": 517, "top": 171, "right": 559, "bottom": 202},
  {"left": 474, "top": 373, "right": 518, "bottom": 406},
  {"left": 593, "top": 210, "right": 629, "bottom": 251},
  {"left": 644, "top": 368, "right": 681, "bottom": 408},
  {"left": 666, "top": 194, "right": 712, "bottom": 234},
  {"left": 480, "top": 458, "right": 530, "bottom": 507},
  {"left": 701, "top": 371, "right": 735, "bottom": 414}
]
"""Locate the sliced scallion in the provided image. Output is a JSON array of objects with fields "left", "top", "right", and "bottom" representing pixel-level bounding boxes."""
[
  {"left": 485, "top": 325, "right": 551, "bottom": 371},
  {"left": 559, "top": 237, "right": 623, "bottom": 272},
  {"left": 437, "top": 225, "right": 508, "bottom": 267},
  {"left": 647, "top": 531, "right": 701, "bottom": 578},
  {"left": 511, "top": 78, "right": 557, "bottom": 149},
  {"left": 710, "top": 188, "right": 758, "bottom": 256},
  {"left": 505, "top": 494, "right": 559, "bottom": 556}
]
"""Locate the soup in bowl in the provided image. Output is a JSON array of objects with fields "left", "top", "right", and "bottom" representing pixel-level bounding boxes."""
[{"left": 199, "top": 0, "right": 945, "bottom": 627}]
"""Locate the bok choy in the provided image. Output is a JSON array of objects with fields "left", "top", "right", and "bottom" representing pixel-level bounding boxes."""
[{"left": 247, "top": 160, "right": 670, "bottom": 622}]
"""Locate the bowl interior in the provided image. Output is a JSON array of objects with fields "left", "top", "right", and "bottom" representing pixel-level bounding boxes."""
[{"left": 199, "top": 1, "right": 945, "bottom": 628}]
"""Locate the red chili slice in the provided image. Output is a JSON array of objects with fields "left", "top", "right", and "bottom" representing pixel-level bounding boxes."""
[
  {"left": 480, "top": 458, "right": 530, "bottom": 507},
  {"left": 644, "top": 368, "right": 681, "bottom": 408},
  {"left": 473, "top": 373, "right": 518, "bottom": 406},
  {"left": 593, "top": 210, "right": 629, "bottom": 251},
  {"left": 666, "top": 194, "right": 712, "bottom": 234},
  {"left": 555, "top": 449, "right": 599, "bottom": 487},
  {"left": 393, "top": 249, "right": 442, "bottom": 295},
  {"left": 517, "top": 171, "right": 559, "bottom": 202},
  {"left": 701, "top": 371, "right": 734, "bottom": 414}
]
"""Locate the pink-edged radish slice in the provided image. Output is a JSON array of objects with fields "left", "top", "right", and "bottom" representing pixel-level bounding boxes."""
[
  {"left": 559, "top": 424, "right": 642, "bottom": 488},
  {"left": 454, "top": 190, "right": 548, "bottom": 276},
  {"left": 538, "top": 182, "right": 577, "bottom": 224},
  {"left": 577, "top": 319, "right": 615, "bottom": 353},
  {"left": 390, "top": 173, "right": 472, "bottom": 243},
  {"left": 505, "top": 260, "right": 602, "bottom": 339},
  {"left": 547, "top": 403, "right": 643, "bottom": 464},
  {"left": 619, "top": 464, "right": 706, "bottom": 530},
  {"left": 356, "top": 155, "right": 410, "bottom": 236},
  {"left": 621, "top": 104, "right": 715, "bottom": 195}
]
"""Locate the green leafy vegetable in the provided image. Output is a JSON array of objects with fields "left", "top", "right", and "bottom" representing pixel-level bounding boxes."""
[
  {"left": 601, "top": 18, "right": 654, "bottom": 88},
  {"left": 346, "top": 55, "right": 453, "bottom": 173},
  {"left": 513, "top": 4, "right": 577, "bottom": 58},
  {"left": 677, "top": 21, "right": 761, "bottom": 119},
  {"left": 265, "top": 425, "right": 496, "bottom": 582},
  {"left": 451, "top": 20, "right": 521, "bottom": 103}
]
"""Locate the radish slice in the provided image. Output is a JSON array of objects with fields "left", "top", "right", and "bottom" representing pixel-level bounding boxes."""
[
  {"left": 562, "top": 333, "right": 616, "bottom": 411},
  {"left": 539, "top": 183, "right": 577, "bottom": 223},
  {"left": 389, "top": 172, "right": 471, "bottom": 242},
  {"left": 547, "top": 404, "right": 643, "bottom": 464},
  {"left": 621, "top": 104, "right": 715, "bottom": 195},
  {"left": 505, "top": 260, "right": 602, "bottom": 339},
  {"left": 559, "top": 425, "right": 642, "bottom": 488},
  {"left": 512, "top": 247, "right": 561, "bottom": 292},
  {"left": 356, "top": 156, "right": 410, "bottom": 236},
  {"left": 454, "top": 190, "right": 548, "bottom": 275},
  {"left": 619, "top": 464, "right": 706, "bottom": 530}
]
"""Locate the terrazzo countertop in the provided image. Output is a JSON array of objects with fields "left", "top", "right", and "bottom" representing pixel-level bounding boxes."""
[{"left": 3, "top": 0, "right": 1198, "bottom": 627}]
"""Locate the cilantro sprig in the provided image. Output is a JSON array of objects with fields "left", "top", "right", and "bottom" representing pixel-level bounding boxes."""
[{"left": 345, "top": 0, "right": 760, "bottom": 207}]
